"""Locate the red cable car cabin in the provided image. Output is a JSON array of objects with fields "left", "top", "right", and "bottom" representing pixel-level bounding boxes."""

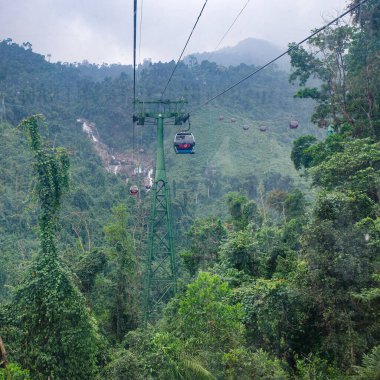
[{"left": 129, "top": 185, "right": 139, "bottom": 196}]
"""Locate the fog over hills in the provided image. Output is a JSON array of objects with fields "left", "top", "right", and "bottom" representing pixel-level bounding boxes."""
[{"left": 187, "top": 37, "right": 289, "bottom": 70}]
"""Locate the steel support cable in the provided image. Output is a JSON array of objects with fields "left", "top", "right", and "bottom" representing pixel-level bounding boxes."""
[
  {"left": 133, "top": 0, "right": 138, "bottom": 105},
  {"left": 191, "top": 0, "right": 369, "bottom": 112},
  {"left": 133, "top": 0, "right": 138, "bottom": 159},
  {"left": 138, "top": 0, "right": 144, "bottom": 67},
  {"left": 213, "top": 0, "right": 250, "bottom": 52},
  {"left": 161, "top": 0, "right": 209, "bottom": 99},
  {"left": 136, "top": 0, "right": 145, "bottom": 186},
  {"left": 211, "top": 102, "right": 293, "bottom": 129}
]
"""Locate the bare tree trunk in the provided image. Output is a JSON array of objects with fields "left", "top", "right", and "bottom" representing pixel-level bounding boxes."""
[
  {"left": 0, "top": 336, "right": 9, "bottom": 368},
  {"left": 258, "top": 184, "right": 267, "bottom": 224}
]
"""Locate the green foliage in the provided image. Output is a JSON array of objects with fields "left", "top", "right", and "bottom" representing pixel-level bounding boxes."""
[
  {"left": 3, "top": 116, "right": 100, "bottom": 379},
  {"left": 284, "top": 189, "right": 307, "bottom": 220},
  {"left": 310, "top": 139, "right": 380, "bottom": 199},
  {"left": 108, "top": 329, "right": 216, "bottom": 380},
  {"left": 10, "top": 258, "right": 100, "bottom": 379},
  {"left": 18, "top": 115, "right": 69, "bottom": 256},
  {"left": 180, "top": 217, "right": 227, "bottom": 276},
  {"left": 289, "top": 10, "right": 380, "bottom": 139},
  {"left": 235, "top": 278, "right": 307, "bottom": 357},
  {"left": 222, "top": 348, "right": 288, "bottom": 380},
  {"left": 75, "top": 249, "right": 107, "bottom": 292},
  {"left": 294, "top": 354, "right": 345, "bottom": 380},
  {"left": 174, "top": 272, "right": 244, "bottom": 353},
  {"left": 0, "top": 363, "right": 30, "bottom": 380},
  {"left": 288, "top": 25, "right": 355, "bottom": 131},
  {"left": 102, "top": 204, "right": 139, "bottom": 341},
  {"left": 220, "top": 229, "right": 259, "bottom": 275},
  {"left": 315, "top": 190, "right": 375, "bottom": 225},
  {"left": 225, "top": 193, "right": 262, "bottom": 230},
  {"left": 290, "top": 135, "right": 317, "bottom": 170},
  {"left": 353, "top": 345, "right": 380, "bottom": 380},
  {"left": 150, "top": 272, "right": 246, "bottom": 377},
  {"left": 101, "top": 349, "right": 145, "bottom": 380},
  {"left": 1, "top": 6, "right": 380, "bottom": 377}
]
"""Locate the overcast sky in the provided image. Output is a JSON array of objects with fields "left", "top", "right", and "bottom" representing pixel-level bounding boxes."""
[{"left": 0, "top": 0, "right": 349, "bottom": 65}]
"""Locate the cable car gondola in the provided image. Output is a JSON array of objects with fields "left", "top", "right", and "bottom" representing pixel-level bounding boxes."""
[
  {"left": 219, "top": 115, "right": 224, "bottom": 121},
  {"left": 259, "top": 125, "right": 267, "bottom": 132},
  {"left": 289, "top": 119, "right": 299, "bottom": 129},
  {"left": 173, "top": 132, "right": 195, "bottom": 154},
  {"left": 230, "top": 118, "right": 237, "bottom": 123},
  {"left": 129, "top": 185, "right": 139, "bottom": 196},
  {"left": 143, "top": 178, "right": 152, "bottom": 190},
  {"left": 243, "top": 125, "right": 250, "bottom": 131}
]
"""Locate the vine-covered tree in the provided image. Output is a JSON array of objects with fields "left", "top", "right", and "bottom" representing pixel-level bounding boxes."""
[{"left": 4, "top": 115, "right": 99, "bottom": 379}]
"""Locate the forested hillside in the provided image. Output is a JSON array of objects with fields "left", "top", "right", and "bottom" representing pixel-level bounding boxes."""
[
  {"left": 0, "top": 35, "right": 319, "bottom": 221},
  {"left": 0, "top": 0, "right": 379, "bottom": 378}
]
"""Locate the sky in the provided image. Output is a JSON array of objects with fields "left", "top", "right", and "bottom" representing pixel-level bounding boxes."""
[{"left": 0, "top": 0, "right": 349, "bottom": 65}]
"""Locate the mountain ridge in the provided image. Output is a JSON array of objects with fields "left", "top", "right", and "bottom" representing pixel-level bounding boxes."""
[{"left": 186, "top": 37, "right": 290, "bottom": 70}]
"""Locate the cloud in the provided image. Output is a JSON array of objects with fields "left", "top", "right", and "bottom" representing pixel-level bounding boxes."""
[{"left": 0, "top": 0, "right": 347, "bottom": 64}]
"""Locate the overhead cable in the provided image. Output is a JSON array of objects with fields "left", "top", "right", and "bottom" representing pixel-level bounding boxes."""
[
  {"left": 192, "top": 0, "right": 369, "bottom": 112},
  {"left": 133, "top": 0, "right": 138, "bottom": 159},
  {"left": 133, "top": 0, "right": 138, "bottom": 105},
  {"left": 161, "top": 0, "right": 209, "bottom": 99},
  {"left": 213, "top": 0, "right": 250, "bottom": 52},
  {"left": 138, "top": 0, "right": 144, "bottom": 66}
]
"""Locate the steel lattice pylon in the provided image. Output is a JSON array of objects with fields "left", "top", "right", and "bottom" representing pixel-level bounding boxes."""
[
  {"left": 144, "top": 177, "right": 176, "bottom": 323},
  {"left": 134, "top": 100, "right": 188, "bottom": 325}
]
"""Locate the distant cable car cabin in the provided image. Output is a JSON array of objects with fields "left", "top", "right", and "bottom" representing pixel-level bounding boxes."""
[
  {"left": 289, "top": 119, "right": 299, "bottom": 129},
  {"left": 173, "top": 132, "right": 195, "bottom": 154},
  {"left": 243, "top": 125, "right": 250, "bottom": 130},
  {"left": 259, "top": 125, "right": 267, "bottom": 132},
  {"left": 219, "top": 115, "right": 224, "bottom": 121},
  {"left": 143, "top": 178, "right": 152, "bottom": 190},
  {"left": 230, "top": 118, "right": 237, "bottom": 123},
  {"left": 129, "top": 185, "right": 139, "bottom": 196}
]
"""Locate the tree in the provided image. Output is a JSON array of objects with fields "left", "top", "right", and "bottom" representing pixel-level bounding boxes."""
[
  {"left": 290, "top": 135, "right": 317, "bottom": 170},
  {"left": 162, "top": 272, "right": 245, "bottom": 376},
  {"left": 6, "top": 115, "right": 99, "bottom": 379},
  {"left": 288, "top": 24, "right": 355, "bottom": 130},
  {"left": 180, "top": 217, "right": 227, "bottom": 276},
  {"left": 353, "top": 345, "right": 380, "bottom": 380},
  {"left": 103, "top": 204, "right": 139, "bottom": 341}
]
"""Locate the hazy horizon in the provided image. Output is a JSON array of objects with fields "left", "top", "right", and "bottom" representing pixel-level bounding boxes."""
[{"left": 1, "top": 0, "right": 348, "bottom": 65}]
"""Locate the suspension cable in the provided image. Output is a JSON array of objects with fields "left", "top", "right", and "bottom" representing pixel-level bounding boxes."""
[
  {"left": 138, "top": 0, "right": 144, "bottom": 67},
  {"left": 133, "top": 0, "right": 138, "bottom": 159},
  {"left": 161, "top": 0, "right": 209, "bottom": 99},
  {"left": 137, "top": 0, "right": 144, "bottom": 179},
  {"left": 191, "top": 0, "right": 369, "bottom": 112},
  {"left": 133, "top": 0, "right": 138, "bottom": 105},
  {"left": 213, "top": 0, "right": 250, "bottom": 52}
]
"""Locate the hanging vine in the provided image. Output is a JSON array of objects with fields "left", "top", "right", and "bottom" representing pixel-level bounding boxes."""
[{"left": 18, "top": 114, "right": 69, "bottom": 257}]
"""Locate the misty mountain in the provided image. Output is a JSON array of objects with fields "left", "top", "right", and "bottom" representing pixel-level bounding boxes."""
[{"left": 187, "top": 37, "right": 289, "bottom": 70}]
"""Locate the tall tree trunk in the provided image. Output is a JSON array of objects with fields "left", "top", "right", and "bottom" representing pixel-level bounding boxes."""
[{"left": 0, "top": 336, "right": 9, "bottom": 368}]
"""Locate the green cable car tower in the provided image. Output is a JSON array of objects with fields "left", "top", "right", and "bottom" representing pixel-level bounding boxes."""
[{"left": 134, "top": 99, "right": 189, "bottom": 325}]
